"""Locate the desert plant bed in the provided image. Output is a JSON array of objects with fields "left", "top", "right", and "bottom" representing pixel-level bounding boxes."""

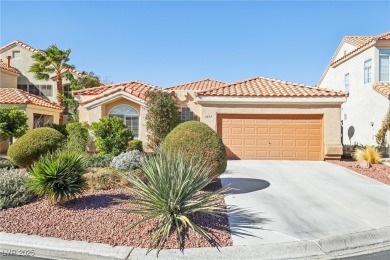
[
  {"left": 328, "top": 160, "right": 390, "bottom": 185},
  {"left": 0, "top": 180, "right": 232, "bottom": 249}
]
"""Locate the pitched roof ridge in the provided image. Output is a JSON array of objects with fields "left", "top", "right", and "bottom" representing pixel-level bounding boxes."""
[
  {"left": 165, "top": 78, "right": 226, "bottom": 90},
  {"left": 195, "top": 76, "right": 258, "bottom": 94},
  {"left": 0, "top": 88, "right": 63, "bottom": 110},
  {"left": 14, "top": 88, "right": 30, "bottom": 103}
]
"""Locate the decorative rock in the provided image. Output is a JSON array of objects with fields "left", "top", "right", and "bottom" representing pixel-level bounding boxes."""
[{"left": 358, "top": 160, "right": 371, "bottom": 169}]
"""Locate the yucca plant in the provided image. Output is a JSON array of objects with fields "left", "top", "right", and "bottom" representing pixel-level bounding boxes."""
[
  {"left": 119, "top": 151, "right": 228, "bottom": 252},
  {"left": 354, "top": 146, "right": 382, "bottom": 164},
  {"left": 27, "top": 150, "right": 88, "bottom": 204}
]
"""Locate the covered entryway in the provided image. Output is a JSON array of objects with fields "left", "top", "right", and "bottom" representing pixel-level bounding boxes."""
[{"left": 217, "top": 114, "right": 323, "bottom": 160}]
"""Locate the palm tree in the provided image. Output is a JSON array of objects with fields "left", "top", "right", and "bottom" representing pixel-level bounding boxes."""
[{"left": 29, "top": 45, "right": 74, "bottom": 124}]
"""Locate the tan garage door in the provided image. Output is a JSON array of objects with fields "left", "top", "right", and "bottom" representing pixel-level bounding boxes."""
[{"left": 217, "top": 114, "right": 323, "bottom": 160}]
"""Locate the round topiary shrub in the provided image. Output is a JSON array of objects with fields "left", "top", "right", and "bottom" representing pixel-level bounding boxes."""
[
  {"left": 128, "top": 139, "right": 143, "bottom": 152},
  {"left": 7, "top": 127, "right": 65, "bottom": 167},
  {"left": 162, "top": 121, "right": 227, "bottom": 178}
]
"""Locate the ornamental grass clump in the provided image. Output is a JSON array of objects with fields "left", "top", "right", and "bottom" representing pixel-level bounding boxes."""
[
  {"left": 119, "top": 151, "right": 228, "bottom": 251},
  {"left": 27, "top": 150, "right": 87, "bottom": 204},
  {"left": 354, "top": 146, "right": 382, "bottom": 164}
]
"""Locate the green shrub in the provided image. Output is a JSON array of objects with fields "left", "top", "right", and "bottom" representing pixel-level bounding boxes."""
[
  {"left": 128, "top": 139, "right": 143, "bottom": 152},
  {"left": 7, "top": 127, "right": 65, "bottom": 167},
  {"left": 27, "top": 150, "right": 87, "bottom": 204},
  {"left": 45, "top": 123, "right": 68, "bottom": 137},
  {"left": 145, "top": 91, "right": 180, "bottom": 151},
  {"left": 91, "top": 117, "right": 133, "bottom": 155},
  {"left": 163, "top": 121, "right": 227, "bottom": 178},
  {"left": 0, "top": 106, "right": 28, "bottom": 144},
  {"left": 84, "top": 153, "right": 113, "bottom": 168},
  {"left": 120, "top": 152, "right": 227, "bottom": 250},
  {"left": 0, "top": 168, "right": 36, "bottom": 209},
  {"left": 66, "top": 122, "right": 89, "bottom": 152}
]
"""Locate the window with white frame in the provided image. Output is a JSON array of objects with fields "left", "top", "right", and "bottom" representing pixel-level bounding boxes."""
[
  {"left": 344, "top": 73, "right": 350, "bottom": 92},
  {"left": 180, "top": 107, "right": 199, "bottom": 122},
  {"left": 364, "top": 59, "right": 372, "bottom": 84},
  {"left": 379, "top": 49, "right": 390, "bottom": 82},
  {"left": 17, "top": 84, "right": 52, "bottom": 97},
  {"left": 108, "top": 105, "right": 139, "bottom": 138}
]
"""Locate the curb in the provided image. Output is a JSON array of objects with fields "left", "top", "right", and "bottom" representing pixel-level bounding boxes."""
[{"left": 1, "top": 227, "right": 389, "bottom": 259}]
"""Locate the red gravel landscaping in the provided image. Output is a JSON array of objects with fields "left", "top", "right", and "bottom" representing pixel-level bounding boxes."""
[
  {"left": 0, "top": 182, "right": 232, "bottom": 249},
  {"left": 328, "top": 160, "right": 390, "bottom": 185}
]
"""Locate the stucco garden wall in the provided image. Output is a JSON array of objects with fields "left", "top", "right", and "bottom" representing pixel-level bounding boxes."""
[
  {"left": 25, "top": 105, "right": 60, "bottom": 129},
  {"left": 197, "top": 103, "right": 343, "bottom": 159}
]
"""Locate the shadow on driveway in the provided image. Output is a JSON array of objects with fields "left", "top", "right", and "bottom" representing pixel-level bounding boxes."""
[
  {"left": 227, "top": 206, "right": 272, "bottom": 238},
  {"left": 222, "top": 178, "right": 270, "bottom": 195}
]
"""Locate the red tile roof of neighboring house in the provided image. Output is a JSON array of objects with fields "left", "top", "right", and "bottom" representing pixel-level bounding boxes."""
[
  {"left": 165, "top": 79, "right": 228, "bottom": 91},
  {"left": 330, "top": 32, "right": 390, "bottom": 66},
  {"left": 0, "top": 88, "right": 63, "bottom": 110},
  {"left": 197, "top": 77, "right": 347, "bottom": 97},
  {"left": 0, "top": 40, "right": 87, "bottom": 79},
  {"left": 0, "top": 60, "right": 19, "bottom": 75},
  {"left": 373, "top": 82, "right": 390, "bottom": 98},
  {"left": 73, "top": 81, "right": 160, "bottom": 104}
]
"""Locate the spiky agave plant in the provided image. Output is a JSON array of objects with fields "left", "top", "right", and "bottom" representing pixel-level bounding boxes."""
[
  {"left": 27, "top": 150, "right": 87, "bottom": 204},
  {"left": 119, "top": 151, "right": 228, "bottom": 252}
]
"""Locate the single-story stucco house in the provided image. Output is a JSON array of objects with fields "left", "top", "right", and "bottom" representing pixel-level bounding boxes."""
[{"left": 74, "top": 77, "right": 347, "bottom": 160}]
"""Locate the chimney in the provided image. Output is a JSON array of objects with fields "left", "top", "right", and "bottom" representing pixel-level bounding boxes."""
[{"left": 7, "top": 56, "right": 11, "bottom": 68}]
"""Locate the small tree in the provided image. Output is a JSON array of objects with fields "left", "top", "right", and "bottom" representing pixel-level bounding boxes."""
[
  {"left": 66, "top": 122, "right": 90, "bottom": 152},
  {"left": 91, "top": 117, "right": 133, "bottom": 155},
  {"left": 0, "top": 106, "right": 28, "bottom": 144},
  {"left": 376, "top": 107, "right": 390, "bottom": 148},
  {"left": 146, "top": 91, "right": 180, "bottom": 150},
  {"left": 64, "top": 71, "right": 101, "bottom": 122},
  {"left": 29, "top": 44, "right": 74, "bottom": 125}
]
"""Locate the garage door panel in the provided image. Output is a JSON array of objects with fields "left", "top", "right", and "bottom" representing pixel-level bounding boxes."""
[
  {"left": 218, "top": 114, "right": 323, "bottom": 160},
  {"left": 244, "top": 127, "right": 256, "bottom": 134},
  {"left": 295, "top": 128, "right": 308, "bottom": 135}
]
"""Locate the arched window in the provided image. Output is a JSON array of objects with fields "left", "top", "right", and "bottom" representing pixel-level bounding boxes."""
[{"left": 109, "top": 105, "right": 139, "bottom": 138}]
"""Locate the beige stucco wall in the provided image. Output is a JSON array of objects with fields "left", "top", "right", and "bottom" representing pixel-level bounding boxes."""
[
  {"left": 0, "top": 70, "right": 18, "bottom": 88},
  {"left": 197, "top": 102, "right": 343, "bottom": 159},
  {"left": 174, "top": 90, "right": 201, "bottom": 117},
  {"left": 319, "top": 44, "right": 390, "bottom": 146},
  {"left": 25, "top": 105, "right": 60, "bottom": 129}
]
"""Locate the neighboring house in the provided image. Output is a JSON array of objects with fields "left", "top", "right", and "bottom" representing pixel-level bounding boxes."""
[
  {"left": 0, "top": 58, "right": 63, "bottom": 153},
  {"left": 75, "top": 77, "right": 347, "bottom": 160},
  {"left": 318, "top": 32, "right": 390, "bottom": 150},
  {"left": 0, "top": 40, "right": 85, "bottom": 122}
]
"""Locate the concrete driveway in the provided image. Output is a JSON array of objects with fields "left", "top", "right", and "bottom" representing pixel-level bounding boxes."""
[{"left": 220, "top": 160, "right": 390, "bottom": 246}]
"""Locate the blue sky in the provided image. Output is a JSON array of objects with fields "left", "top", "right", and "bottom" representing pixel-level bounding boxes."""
[{"left": 1, "top": 1, "right": 389, "bottom": 87}]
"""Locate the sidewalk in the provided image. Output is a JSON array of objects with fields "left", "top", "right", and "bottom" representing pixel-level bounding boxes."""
[{"left": 1, "top": 226, "right": 389, "bottom": 260}]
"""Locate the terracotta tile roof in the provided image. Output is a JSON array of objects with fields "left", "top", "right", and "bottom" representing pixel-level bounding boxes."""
[
  {"left": 373, "top": 82, "right": 390, "bottom": 98},
  {"left": 165, "top": 79, "right": 228, "bottom": 91},
  {"left": 0, "top": 88, "right": 63, "bottom": 110},
  {"left": 73, "top": 81, "right": 160, "bottom": 104},
  {"left": 0, "top": 40, "right": 86, "bottom": 79},
  {"left": 0, "top": 60, "right": 19, "bottom": 75},
  {"left": 197, "top": 77, "right": 347, "bottom": 97},
  {"left": 331, "top": 32, "right": 390, "bottom": 66}
]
